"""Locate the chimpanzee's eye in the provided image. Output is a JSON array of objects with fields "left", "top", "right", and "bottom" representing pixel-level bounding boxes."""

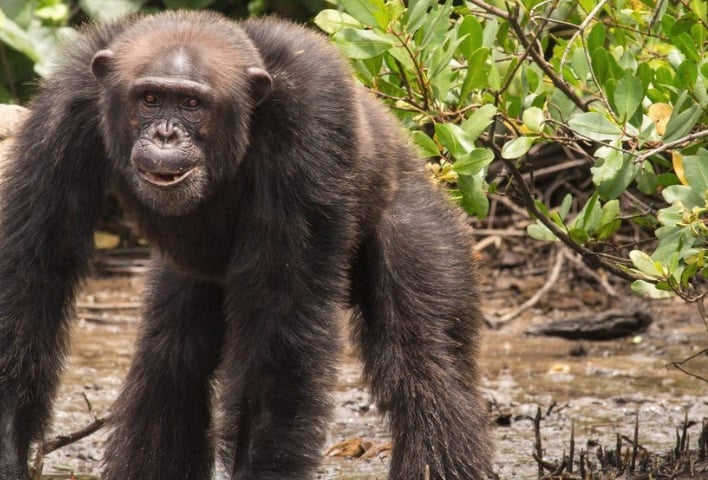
[
  {"left": 142, "top": 92, "right": 160, "bottom": 107},
  {"left": 183, "top": 97, "right": 201, "bottom": 109}
]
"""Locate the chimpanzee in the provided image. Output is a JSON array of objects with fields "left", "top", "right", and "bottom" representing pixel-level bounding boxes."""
[{"left": 0, "top": 10, "right": 492, "bottom": 480}]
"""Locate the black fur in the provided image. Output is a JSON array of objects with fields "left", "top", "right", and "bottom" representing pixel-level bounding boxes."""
[{"left": 0, "top": 11, "right": 492, "bottom": 480}]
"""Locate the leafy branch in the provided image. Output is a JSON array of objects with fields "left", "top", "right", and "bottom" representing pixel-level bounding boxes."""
[{"left": 319, "top": 0, "right": 707, "bottom": 304}]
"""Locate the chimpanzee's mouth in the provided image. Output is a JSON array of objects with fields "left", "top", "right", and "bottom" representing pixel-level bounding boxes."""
[{"left": 137, "top": 168, "right": 195, "bottom": 187}]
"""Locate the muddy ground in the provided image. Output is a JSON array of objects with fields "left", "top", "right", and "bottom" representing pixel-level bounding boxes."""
[{"left": 35, "top": 248, "right": 708, "bottom": 480}]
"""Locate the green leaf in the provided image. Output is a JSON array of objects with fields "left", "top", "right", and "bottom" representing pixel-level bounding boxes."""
[
  {"left": 411, "top": 131, "right": 439, "bottom": 158},
  {"left": 499, "top": 57, "right": 520, "bottom": 93},
  {"left": 429, "top": 31, "right": 465, "bottom": 78},
  {"left": 162, "top": 0, "right": 213, "bottom": 7},
  {"left": 0, "top": 11, "right": 39, "bottom": 61},
  {"left": 597, "top": 199, "right": 621, "bottom": 240},
  {"left": 690, "top": 0, "right": 707, "bottom": 24},
  {"left": 522, "top": 107, "right": 545, "bottom": 133},
  {"left": 618, "top": 49, "right": 637, "bottom": 72},
  {"left": 457, "top": 14, "right": 483, "bottom": 58},
  {"left": 657, "top": 204, "right": 685, "bottom": 227},
  {"left": 481, "top": 17, "right": 498, "bottom": 48},
  {"left": 591, "top": 48, "right": 622, "bottom": 86},
  {"left": 570, "top": 47, "right": 589, "bottom": 82},
  {"left": 338, "top": 0, "right": 390, "bottom": 29},
  {"left": 434, "top": 123, "right": 474, "bottom": 158},
  {"left": 387, "top": 45, "right": 417, "bottom": 74},
  {"left": 636, "top": 63, "right": 653, "bottom": 93},
  {"left": 682, "top": 149, "right": 708, "bottom": 193},
  {"left": 661, "top": 14, "right": 677, "bottom": 36},
  {"left": 314, "top": 10, "right": 362, "bottom": 34},
  {"left": 527, "top": 223, "right": 559, "bottom": 242},
  {"left": 671, "top": 31, "right": 701, "bottom": 63},
  {"left": 461, "top": 104, "right": 497, "bottom": 142},
  {"left": 663, "top": 94, "right": 702, "bottom": 142},
  {"left": 631, "top": 280, "right": 675, "bottom": 298},
  {"left": 599, "top": 199, "right": 619, "bottom": 226},
  {"left": 405, "top": 0, "right": 432, "bottom": 33},
  {"left": 591, "top": 48, "right": 609, "bottom": 85},
  {"left": 458, "top": 173, "right": 489, "bottom": 218},
  {"left": 636, "top": 161, "right": 658, "bottom": 195},
  {"left": 568, "top": 112, "right": 622, "bottom": 142},
  {"left": 613, "top": 75, "right": 643, "bottom": 122},
  {"left": 675, "top": 59, "right": 698, "bottom": 90},
  {"left": 662, "top": 185, "right": 705, "bottom": 209},
  {"left": 501, "top": 136, "right": 534, "bottom": 159},
  {"left": 653, "top": 225, "right": 697, "bottom": 264},
  {"left": 654, "top": 66, "right": 674, "bottom": 88},
  {"left": 419, "top": 0, "right": 452, "bottom": 49},
  {"left": 630, "top": 250, "right": 664, "bottom": 277},
  {"left": 572, "top": 192, "right": 602, "bottom": 233},
  {"left": 548, "top": 88, "right": 580, "bottom": 122},
  {"left": 459, "top": 47, "right": 490, "bottom": 100},
  {"left": 681, "top": 262, "right": 699, "bottom": 287},
  {"left": 590, "top": 149, "right": 638, "bottom": 200},
  {"left": 34, "top": 3, "right": 69, "bottom": 22},
  {"left": 587, "top": 23, "right": 605, "bottom": 54},
  {"left": 80, "top": 0, "right": 145, "bottom": 20},
  {"left": 568, "top": 228, "right": 590, "bottom": 244},
  {"left": 534, "top": 199, "right": 551, "bottom": 217},
  {"left": 487, "top": 60, "right": 501, "bottom": 90},
  {"left": 332, "top": 28, "right": 395, "bottom": 59},
  {"left": 452, "top": 148, "right": 494, "bottom": 176},
  {"left": 559, "top": 194, "right": 573, "bottom": 220}
]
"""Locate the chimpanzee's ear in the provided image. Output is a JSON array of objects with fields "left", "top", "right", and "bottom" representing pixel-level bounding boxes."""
[
  {"left": 246, "top": 67, "right": 272, "bottom": 106},
  {"left": 91, "top": 50, "right": 115, "bottom": 80}
]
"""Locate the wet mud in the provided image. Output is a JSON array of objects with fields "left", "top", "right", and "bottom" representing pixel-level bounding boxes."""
[{"left": 38, "top": 272, "right": 707, "bottom": 479}]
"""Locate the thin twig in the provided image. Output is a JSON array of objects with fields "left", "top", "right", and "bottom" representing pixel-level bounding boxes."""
[
  {"left": 505, "top": 7, "right": 588, "bottom": 112},
  {"left": 667, "top": 347, "right": 708, "bottom": 383},
  {"left": 467, "top": 0, "right": 510, "bottom": 20},
  {"left": 581, "top": 34, "right": 615, "bottom": 114},
  {"left": 469, "top": 228, "right": 527, "bottom": 237},
  {"left": 40, "top": 417, "right": 107, "bottom": 455},
  {"left": 32, "top": 417, "right": 108, "bottom": 478},
  {"left": 472, "top": 235, "right": 502, "bottom": 252},
  {"left": 698, "top": 298, "right": 707, "bottom": 330},
  {"left": 568, "top": 422, "right": 575, "bottom": 473},
  {"left": 563, "top": 250, "right": 618, "bottom": 297},
  {"left": 497, "top": 0, "right": 558, "bottom": 97},
  {"left": 494, "top": 248, "right": 565, "bottom": 325},
  {"left": 534, "top": 406, "right": 544, "bottom": 478},
  {"left": 390, "top": 30, "right": 431, "bottom": 110},
  {"left": 494, "top": 144, "right": 640, "bottom": 282},
  {"left": 521, "top": 159, "right": 589, "bottom": 181},
  {"left": 76, "top": 301, "right": 141, "bottom": 310},
  {"left": 559, "top": 0, "right": 610, "bottom": 70},
  {"left": 633, "top": 129, "right": 708, "bottom": 163},
  {"left": 78, "top": 313, "right": 140, "bottom": 324}
]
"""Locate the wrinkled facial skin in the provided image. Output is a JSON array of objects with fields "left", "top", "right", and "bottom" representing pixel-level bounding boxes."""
[
  {"left": 126, "top": 75, "right": 211, "bottom": 216},
  {"left": 91, "top": 39, "right": 272, "bottom": 217},
  {"left": 92, "top": 48, "right": 214, "bottom": 217}
]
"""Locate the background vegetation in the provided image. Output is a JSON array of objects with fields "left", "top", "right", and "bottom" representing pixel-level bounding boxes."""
[{"left": 1, "top": 0, "right": 706, "bottom": 311}]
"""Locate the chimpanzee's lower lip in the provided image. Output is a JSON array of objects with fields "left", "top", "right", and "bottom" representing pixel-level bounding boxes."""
[{"left": 137, "top": 168, "right": 194, "bottom": 186}]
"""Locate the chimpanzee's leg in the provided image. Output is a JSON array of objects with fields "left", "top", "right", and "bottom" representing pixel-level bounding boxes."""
[
  {"left": 102, "top": 260, "right": 225, "bottom": 480},
  {"left": 219, "top": 270, "right": 343, "bottom": 480},
  {"left": 351, "top": 176, "right": 493, "bottom": 480}
]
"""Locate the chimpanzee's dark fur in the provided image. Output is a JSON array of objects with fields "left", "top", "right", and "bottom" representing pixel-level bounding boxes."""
[{"left": 0, "top": 10, "right": 492, "bottom": 480}]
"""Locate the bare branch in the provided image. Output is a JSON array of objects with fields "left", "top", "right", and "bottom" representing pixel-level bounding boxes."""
[{"left": 634, "top": 129, "right": 708, "bottom": 163}]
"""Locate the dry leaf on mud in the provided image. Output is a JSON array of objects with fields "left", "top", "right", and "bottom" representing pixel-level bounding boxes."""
[{"left": 325, "top": 437, "right": 371, "bottom": 458}]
